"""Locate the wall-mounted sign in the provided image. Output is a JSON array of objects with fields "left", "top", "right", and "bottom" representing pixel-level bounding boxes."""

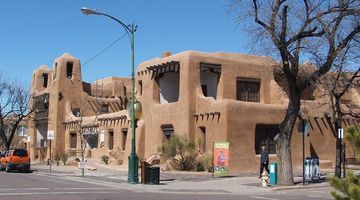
[
  {"left": 214, "top": 142, "right": 230, "bottom": 175},
  {"left": 100, "top": 130, "right": 105, "bottom": 148},
  {"left": 83, "top": 127, "right": 99, "bottom": 135},
  {"left": 47, "top": 130, "right": 54, "bottom": 140},
  {"left": 27, "top": 136, "right": 31, "bottom": 142}
]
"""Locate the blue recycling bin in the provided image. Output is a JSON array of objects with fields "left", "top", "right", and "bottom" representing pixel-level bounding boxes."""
[{"left": 270, "top": 162, "right": 277, "bottom": 185}]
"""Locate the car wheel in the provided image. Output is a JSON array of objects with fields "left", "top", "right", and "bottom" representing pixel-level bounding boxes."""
[
  {"left": 5, "top": 163, "right": 10, "bottom": 173},
  {"left": 25, "top": 167, "right": 30, "bottom": 173}
]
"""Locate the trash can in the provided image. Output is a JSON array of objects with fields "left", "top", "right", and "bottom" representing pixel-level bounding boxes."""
[
  {"left": 145, "top": 166, "right": 160, "bottom": 185},
  {"left": 304, "top": 157, "right": 312, "bottom": 178},
  {"left": 140, "top": 160, "right": 151, "bottom": 183},
  {"left": 269, "top": 162, "right": 277, "bottom": 185},
  {"left": 304, "top": 157, "right": 320, "bottom": 181}
]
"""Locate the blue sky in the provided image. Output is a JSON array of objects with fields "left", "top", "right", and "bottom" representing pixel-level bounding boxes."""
[{"left": 0, "top": 0, "right": 248, "bottom": 85}]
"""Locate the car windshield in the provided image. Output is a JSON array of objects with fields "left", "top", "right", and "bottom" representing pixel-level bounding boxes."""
[{"left": 13, "top": 149, "right": 28, "bottom": 157}]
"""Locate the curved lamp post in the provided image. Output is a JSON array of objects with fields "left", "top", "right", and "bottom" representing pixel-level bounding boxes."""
[{"left": 81, "top": 7, "right": 140, "bottom": 184}]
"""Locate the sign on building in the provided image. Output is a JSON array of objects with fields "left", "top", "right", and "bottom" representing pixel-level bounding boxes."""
[
  {"left": 100, "top": 130, "right": 105, "bottom": 148},
  {"left": 214, "top": 142, "right": 230, "bottom": 175},
  {"left": 47, "top": 130, "right": 54, "bottom": 140}
]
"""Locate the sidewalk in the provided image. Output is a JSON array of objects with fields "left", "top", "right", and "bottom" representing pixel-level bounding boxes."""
[{"left": 30, "top": 158, "right": 336, "bottom": 195}]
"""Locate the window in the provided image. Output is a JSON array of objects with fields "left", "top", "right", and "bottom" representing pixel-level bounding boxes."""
[
  {"left": 70, "top": 133, "right": 77, "bottom": 148},
  {"left": 255, "top": 124, "right": 279, "bottom": 154},
  {"left": 122, "top": 129, "right": 127, "bottom": 151},
  {"left": 138, "top": 80, "right": 143, "bottom": 95},
  {"left": 66, "top": 62, "right": 73, "bottom": 79},
  {"left": 199, "top": 127, "right": 206, "bottom": 153},
  {"left": 42, "top": 73, "right": 48, "bottom": 88},
  {"left": 17, "top": 126, "right": 28, "bottom": 136},
  {"left": 200, "top": 63, "right": 221, "bottom": 99},
  {"left": 236, "top": 78, "right": 260, "bottom": 102},
  {"left": 162, "top": 125, "right": 174, "bottom": 141},
  {"left": 101, "top": 104, "right": 109, "bottom": 114},
  {"left": 201, "top": 85, "right": 207, "bottom": 97},
  {"left": 158, "top": 72, "right": 179, "bottom": 104},
  {"left": 72, "top": 108, "right": 80, "bottom": 117},
  {"left": 109, "top": 131, "right": 114, "bottom": 150}
]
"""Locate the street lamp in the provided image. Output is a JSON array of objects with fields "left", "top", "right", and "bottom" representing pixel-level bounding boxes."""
[{"left": 81, "top": 7, "right": 140, "bottom": 184}]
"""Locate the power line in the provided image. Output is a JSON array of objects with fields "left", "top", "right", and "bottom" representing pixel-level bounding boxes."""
[{"left": 82, "top": 33, "right": 128, "bottom": 67}]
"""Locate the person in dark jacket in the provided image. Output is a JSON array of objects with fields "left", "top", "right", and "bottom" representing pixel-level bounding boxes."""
[{"left": 259, "top": 145, "right": 269, "bottom": 178}]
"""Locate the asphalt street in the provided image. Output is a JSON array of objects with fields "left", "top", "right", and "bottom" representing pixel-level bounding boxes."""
[{"left": 0, "top": 167, "right": 336, "bottom": 200}]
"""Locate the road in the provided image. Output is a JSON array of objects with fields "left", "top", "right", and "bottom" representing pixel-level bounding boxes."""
[{"left": 0, "top": 169, "right": 335, "bottom": 200}]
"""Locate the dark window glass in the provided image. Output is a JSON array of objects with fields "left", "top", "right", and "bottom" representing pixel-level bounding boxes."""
[
  {"left": 236, "top": 78, "right": 260, "bottom": 102},
  {"left": 122, "top": 129, "right": 127, "bottom": 151},
  {"left": 42, "top": 73, "right": 48, "bottom": 88},
  {"left": 201, "top": 85, "right": 208, "bottom": 97},
  {"left": 200, "top": 127, "right": 206, "bottom": 153},
  {"left": 70, "top": 133, "right": 77, "bottom": 148},
  {"left": 109, "top": 131, "right": 114, "bottom": 150},
  {"left": 255, "top": 124, "right": 279, "bottom": 154},
  {"left": 67, "top": 62, "right": 73, "bottom": 79},
  {"left": 13, "top": 149, "right": 28, "bottom": 157}
]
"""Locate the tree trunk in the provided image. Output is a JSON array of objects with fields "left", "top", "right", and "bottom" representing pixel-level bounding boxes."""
[
  {"left": 276, "top": 134, "right": 294, "bottom": 185},
  {"left": 334, "top": 107, "right": 343, "bottom": 178},
  {"left": 276, "top": 84, "right": 300, "bottom": 185}
]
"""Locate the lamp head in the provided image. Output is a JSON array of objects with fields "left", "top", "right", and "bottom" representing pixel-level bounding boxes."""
[{"left": 81, "top": 7, "right": 101, "bottom": 15}]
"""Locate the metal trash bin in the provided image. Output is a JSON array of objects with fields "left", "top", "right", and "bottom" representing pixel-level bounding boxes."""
[
  {"left": 304, "top": 157, "right": 320, "bottom": 182},
  {"left": 145, "top": 166, "right": 160, "bottom": 185},
  {"left": 269, "top": 162, "right": 277, "bottom": 185}
]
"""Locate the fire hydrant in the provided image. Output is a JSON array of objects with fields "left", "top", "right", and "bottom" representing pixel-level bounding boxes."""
[{"left": 261, "top": 171, "right": 269, "bottom": 187}]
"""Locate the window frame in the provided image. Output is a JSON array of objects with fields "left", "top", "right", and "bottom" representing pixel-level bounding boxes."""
[{"left": 236, "top": 78, "right": 261, "bottom": 102}]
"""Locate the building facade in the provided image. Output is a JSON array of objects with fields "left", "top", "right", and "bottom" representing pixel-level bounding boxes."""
[{"left": 28, "top": 51, "right": 359, "bottom": 172}]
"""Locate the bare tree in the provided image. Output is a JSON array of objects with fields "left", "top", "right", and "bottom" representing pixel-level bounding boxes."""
[
  {"left": 230, "top": 0, "right": 360, "bottom": 185},
  {"left": 65, "top": 94, "right": 99, "bottom": 176},
  {"left": 320, "top": 63, "right": 360, "bottom": 177},
  {"left": 0, "top": 73, "right": 33, "bottom": 151}
]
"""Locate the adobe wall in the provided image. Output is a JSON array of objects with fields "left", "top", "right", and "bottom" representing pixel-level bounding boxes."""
[{"left": 28, "top": 50, "right": 359, "bottom": 174}]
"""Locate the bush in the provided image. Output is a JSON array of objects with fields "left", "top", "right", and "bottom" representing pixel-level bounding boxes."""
[
  {"left": 329, "top": 125, "right": 360, "bottom": 200},
  {"left": 196, "top": 152, "right": 212, "bottom": 172},
  {"left": 330, "top": 172, "right": 360, "bottom": 200},
  {"left": 109, "top": 147, "right": 123, "bottom": 165},
  {"left": 158, "top": 134, "right": 198, "bottom": 171},
  {"left": 60, "top": 152, "right": 68, "bottom": 165},
  {"left": 101, "top": 155, "right": 109, "bottom": 165}
]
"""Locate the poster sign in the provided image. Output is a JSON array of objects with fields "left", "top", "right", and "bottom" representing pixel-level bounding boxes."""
[
  {"left": 79, "top": 161, "right": 86, "bottom": 169},
  {"left": 47, "top": 130, "right": 54, "bottom": 140},
  {"left": 214, "top": 142, "right": 229, "bottom": 175},
  {"left": 100, "top": 130, "right": 105, "bottom": 148},
  {"left": 27, "top": 136, "right": 31, "bottom": 142}
]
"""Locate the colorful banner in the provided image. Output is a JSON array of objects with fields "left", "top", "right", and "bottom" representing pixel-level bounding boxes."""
[{"left": 214, "top": 142, "right": 229, "bottom": 175}]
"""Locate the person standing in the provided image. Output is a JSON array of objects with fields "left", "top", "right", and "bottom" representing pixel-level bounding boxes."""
[{"left": 259, "top": 145, "right": 269, "bottom": 178}]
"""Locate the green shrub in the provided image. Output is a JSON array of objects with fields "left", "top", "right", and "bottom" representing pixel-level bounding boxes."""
[
  {"left": 330, "top": 172, "right": 360, "bottom": 200},
  {"left": 60, "top": 152, "right": 68, "bottom": 165},
  {"left": 158, "top": 134, "right": 198, "bottom": 171},
  {"left": 101, "top": 155, "right": 109, "bottom": 165},
  {"left": 329, "top": 125, "right": 360, "bottom": 200},
  {"left": 196, "top": 152, "right": 212, "bottom": 172}
]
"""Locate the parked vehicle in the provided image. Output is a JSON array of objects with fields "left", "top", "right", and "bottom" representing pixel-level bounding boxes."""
[
  {"left": 0, "top": 149, "right": 30, "bottom": 173},
  {"left": 0, "top": 151, "right": 6, "bottom": 170}
]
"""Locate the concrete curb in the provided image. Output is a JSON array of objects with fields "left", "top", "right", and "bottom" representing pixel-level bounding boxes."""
[{"left": 271, "top": 183, "right": 330, "bottom": 191}]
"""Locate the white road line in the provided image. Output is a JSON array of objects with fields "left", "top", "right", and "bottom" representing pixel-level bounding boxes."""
[
  {"left": 0, "top": 187, "right": 118, "bottom": 191},
  {"left": 250, "top": 196, "right": 280, "bottom": 200},
  {"left": 0, "top": 191, "right": 119, "bottom": 196}
]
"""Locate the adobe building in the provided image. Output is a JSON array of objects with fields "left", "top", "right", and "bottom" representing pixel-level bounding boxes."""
[{"left": 28, "top": 51, "right": 359, "bottom": 173}]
